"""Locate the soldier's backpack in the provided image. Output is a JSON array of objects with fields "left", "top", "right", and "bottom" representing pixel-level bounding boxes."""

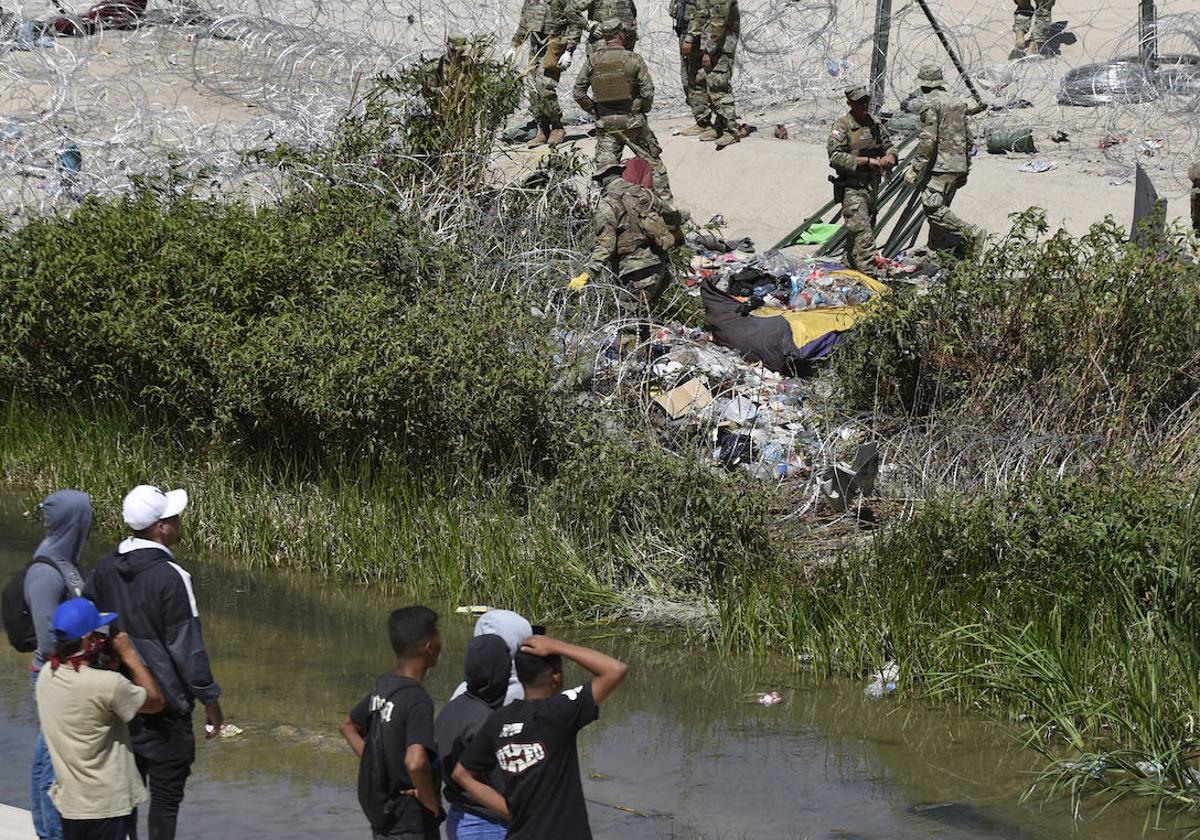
[
  {"left": 616, "top": 189, "right": 675, "bottom": 253},
  {"left": 591, "top": 51, "right": 633, "bottom": 104},
  {"left": 2, "top": 558, "right": 55, "bottom": 652}
]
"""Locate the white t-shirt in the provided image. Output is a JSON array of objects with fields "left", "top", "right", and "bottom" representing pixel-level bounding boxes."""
[{"left": 36, "top": 663, "right": 148, "bottom": 819}]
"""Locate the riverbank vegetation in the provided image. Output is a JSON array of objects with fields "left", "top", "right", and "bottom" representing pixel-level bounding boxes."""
[{"left": 3, "top": 56, "right": 1200, "bottom": 824}]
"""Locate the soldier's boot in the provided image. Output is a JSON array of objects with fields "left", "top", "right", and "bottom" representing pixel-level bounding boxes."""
[
  {"left": 697, "top": 127, "right": 721, "bottom": 142},
  {"left": 547, "top": 125, "right": 566, "bottom": 147},
  {"left": 715, "top": 131, "right": 740, "bottom": 149},
  {"left": 528, "top": 123, "right": 549, "bottom": 148},
  {"left": 679, "top": 120, "right": 711, "bottom": 137},
  {"left": 1025, "top": 39, "right": 1044, "bottom": 58},
  {"left": 1009, "top": 28, "right": 1028, "bottom": 60}
]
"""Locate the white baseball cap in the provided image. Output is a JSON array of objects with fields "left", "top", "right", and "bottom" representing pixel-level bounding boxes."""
[{"left": 123, "top": 485, "right": 188, "bottom": 531}]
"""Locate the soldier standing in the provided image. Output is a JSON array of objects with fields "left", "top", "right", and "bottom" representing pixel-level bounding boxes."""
[
  {"left": 573, "top": 0, "right": 637, "bottom": 57},
  {"left": 1189, "top": 158, "right": 1200, "bottom": 235},
  {"left": 1011, "top": 0, "right": 1054, "bottom": 59},
  {"left": 827, "top": 84, "right": 898, "bottom": 277},
  {"left": 670, "top": 0, "right": 741, "bottom": 147},
  {"left": 588, "top": 160, "right": 683, "bottom": 342},
  {"left": 905, "top": 64, "right": 978, "bottom": 252},
  {"left": 573, "top": 20, "right": 672, "bottom": 201},
  {"left": 506, "top": 0, "right": 583, "bottom": 147}
]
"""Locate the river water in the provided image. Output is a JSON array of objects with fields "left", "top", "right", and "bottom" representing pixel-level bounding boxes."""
[{"left": 0, "top": 491, "right": 1178, "bottom": 839}]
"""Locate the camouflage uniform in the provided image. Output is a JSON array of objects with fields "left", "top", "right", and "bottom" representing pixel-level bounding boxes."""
[
  {"left": 670, "top": 0, "right": 739, "bottom": 135},
  {"left": 589, "top": 167, "right": 681, "bottom": 319},
  {"left": 909, "top": 68, "right": 975, "bottom": 248},
  {"left": 1013, "top": 0, "right": 1054, "bottom": 55},
  {"left": 573, "top": 0, "right": 638, "bottom": 56},
  {"left": 827, "top": 95, "right": 898, "bottom": 277},
  {"left": 512, "top": 0, "right": 583, "bottom": 132},
  {"left": 1189, "top": 158, "right": 1200, "bottom": 236},
  {"left": 573, "top": 35, "right": 672, "bottom": 201}
]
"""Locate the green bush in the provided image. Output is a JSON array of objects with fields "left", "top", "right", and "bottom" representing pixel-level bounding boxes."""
[{"left": 836, "top": 211, "right": 1200, "bottom": 443}]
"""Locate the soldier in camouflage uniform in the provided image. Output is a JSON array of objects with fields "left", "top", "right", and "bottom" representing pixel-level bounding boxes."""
[
  {"left": 669, "top": 0, "right": 740, "bottom": 147},
  {"left": 1011, "top": 0, "right": 1054, "bottom": 59},
  {"left": 827, "top": 85, "right": 898, "bottom": 277},
  {"left": 905, "top": 64, "right": 978, "bottom": 251},
  {"left": 1189, "top": 158, "right": 1200, "bottom": 236},
  {"left": 573, "top": 0, "right": 637, "bottom": 57},
  {"left": 507, "top": 0, "right": 583, "bottom": 147},
  {"left": 573, "top": 19, "right": 672, "bottom": 201},
  {"left": 588, "top": 161, "right": 683, "bottom": 339}
]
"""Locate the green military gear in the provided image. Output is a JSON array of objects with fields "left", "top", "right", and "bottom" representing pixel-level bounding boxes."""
[
  {"left": 828, "top": 111, "right": 898, "bottom": 277},
  {"left": 589, "top": 177, "right": 677, "bottom": 325},
  {"left": 917, "top": 64, "right": 943, "bottom": 85},
  {"left": 593, "top": 161, "right": 624, "bottom": 181},
  {"left": 911, "top": 88, "right": 975, "bottom": 247},
  {"left": 512, "top": 0, "right": 583, "bottom": 128},
  {"left": 574, "top": 0, "right": 637, "bottom": 55},
  {"left": 673, "top": 0, "right": 738, "bottom": 131},
  {"left": 1013, "top": 0, "right": 1054, "bottom": 49},
  {"left": 598, "top": 17, "right": 623, "bottom": 37},
  {"left": 574, "top": 44, "right": 673, "bottom": 201},
  {"left": 844, "top": 84, "right": 868, "bottom": 101}
]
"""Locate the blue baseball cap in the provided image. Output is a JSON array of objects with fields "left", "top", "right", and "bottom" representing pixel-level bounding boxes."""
[{"left": 52, "top": 598, "right": 118, "bottom": 642}]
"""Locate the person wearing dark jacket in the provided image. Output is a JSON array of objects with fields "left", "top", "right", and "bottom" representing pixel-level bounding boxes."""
[
  {"left": 26, "top": 489, "right": 92, "bottom": 840},
  {"left": 85, "top": 485, "right": 223, "bottom": 840},
  {"left": 436, "top": 634, "right": 511, "bottom": 840}
]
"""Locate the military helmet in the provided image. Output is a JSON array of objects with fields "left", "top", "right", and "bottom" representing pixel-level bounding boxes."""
[
  {"left": 599, "top": 18, "right": 624, "bottom": 38},
  {"left": 592, "top": 161, "right": 624, "bottom": 181},
  {"left": 446, "top": 32, "right": 469, "bottom": 52},
  {"left": 917, "top": 64, "right": 944, "bottom": 85},
  {"left": 844, "top": 84, "right": 869, "bottom": 101}
]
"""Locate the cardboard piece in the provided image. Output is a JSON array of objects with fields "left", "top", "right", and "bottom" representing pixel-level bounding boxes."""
[{"left": 653, "top": 379, "right": 713, "bottom": 419}]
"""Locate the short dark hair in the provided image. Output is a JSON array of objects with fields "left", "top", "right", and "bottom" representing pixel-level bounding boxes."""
[
  {"left": 53, "top": 635, "right": 85, "bottom": 660},
  {"left": 515, "top": 650, "right": 562, "bottom": 687},
  {"left": 388, "top": 605, "right": 439, "bottom": 656}
]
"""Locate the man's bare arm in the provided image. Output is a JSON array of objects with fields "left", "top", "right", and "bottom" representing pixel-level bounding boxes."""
[
  {"left": 339, "top": 716, "right": 365, "bottom": 758},
  {"left": 520, "top": 635, "right": 628, "bottom": 704},
  {"left": 404, "top": 744, "right": 442, "bottom": 817},
  {"left": 451, "top": 764, "right": 510, "bottom": 820}
]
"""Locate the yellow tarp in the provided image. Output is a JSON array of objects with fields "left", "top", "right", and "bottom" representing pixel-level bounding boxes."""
[{"left": 748, "top": 270, "right": 890, "bottom": 349}]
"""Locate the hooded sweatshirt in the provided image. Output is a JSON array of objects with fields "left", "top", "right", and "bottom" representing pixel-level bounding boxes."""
[
  {"left": 435, "top": 634, "right": 511, "bottom": 821},
  {"left": 86, "top": 540, "right": 220, "bottom": 716},
  {"left": 25, "top": 490, "right": 91, "bottom": 669},
  {"left": 449, "top": 609, "right": 533, "bottom": 705}
]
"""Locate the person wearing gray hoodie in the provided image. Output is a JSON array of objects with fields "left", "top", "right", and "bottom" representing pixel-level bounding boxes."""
[
  {"left": 449, "top": 610, "right": 533, "bottom": 707},
  {"left": 24, "top": 489, "right": 92, "bottom": 840}
]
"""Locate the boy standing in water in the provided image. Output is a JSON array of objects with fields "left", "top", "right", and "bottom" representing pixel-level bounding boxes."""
[
  {"left": 453, "top": 635, "right": 628, "bottom": 839},
  {"left": 340, "top": 606, "right": 444, "bottom": 840}
]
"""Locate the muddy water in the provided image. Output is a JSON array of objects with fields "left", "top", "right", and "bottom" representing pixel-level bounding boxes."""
[{"left": 0, "top": 493, "right": 1179, "bottom": 839}]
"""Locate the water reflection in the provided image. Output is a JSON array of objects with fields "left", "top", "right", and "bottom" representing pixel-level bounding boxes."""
[{"left": 0, "top": 492, "right": 1176, "bottom": 838}]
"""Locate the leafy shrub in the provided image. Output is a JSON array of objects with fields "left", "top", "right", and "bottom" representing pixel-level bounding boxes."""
[{"left": 836, "top": 210, "right": 1200, "bottom": 444}]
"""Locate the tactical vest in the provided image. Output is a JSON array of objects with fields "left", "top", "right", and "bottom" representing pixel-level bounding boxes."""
[
  {"left": 591, "top": 50, "right": 633, "bottom": 105},
  {"left": 614, "top": 187, "right": 673, "bottom": 255},
  {"left": 588, "top": 0, "right": 636, "bottom": 30}
]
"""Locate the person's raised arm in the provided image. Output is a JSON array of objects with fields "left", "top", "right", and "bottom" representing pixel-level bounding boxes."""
[
  {"left": 112, "top": 631, "right": 164, "bottom": 714},
  {"left": 451, "top": 764, "right": 510, "bottom": 820},
  {"left": 519, "top": 635, "right": 627, "bottom": 704}
]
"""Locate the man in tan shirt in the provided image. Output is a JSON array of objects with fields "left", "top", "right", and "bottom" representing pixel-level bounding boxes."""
[{"left": 37, "top": 598, "right": 163, "bottom": 840}]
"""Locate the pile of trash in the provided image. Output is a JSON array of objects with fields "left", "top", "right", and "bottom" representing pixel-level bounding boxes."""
[{"left": 565, "top": 236, "right": 890, "bottom": 510}]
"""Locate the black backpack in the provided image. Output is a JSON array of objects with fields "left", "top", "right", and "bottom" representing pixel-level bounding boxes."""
[{"left": 2, "top": 559, "right": 55, "bottom": 652}]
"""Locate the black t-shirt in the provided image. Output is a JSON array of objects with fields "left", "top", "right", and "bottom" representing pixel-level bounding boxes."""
[
  {"left": 459, "top": 681, "right": 600, "bottom": 840},
  {"left": 434, "top": 693, "right": 507, "bottom": 822},
  {"left": 349, "top": 674, "right": 439, "bottom": 838}
]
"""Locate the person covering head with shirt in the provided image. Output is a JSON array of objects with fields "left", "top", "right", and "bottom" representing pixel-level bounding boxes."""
[
  {"left": 37, "top": 598, "right": 164, "bottom": 840},
  {"left": 84, "top": 485, "right": 222, "bottom": 840},
  {"left": 449, "top": 609, "right": 533, "bottom": 706},
  {"left": 436, "top": 634, "right": 511, "bottom": 840},
  {"left": 453, "top": 635, "right": 628, "bottom": 840},
  {"left": 26, "top": 489, "right": 92, "bottom": 840}
]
